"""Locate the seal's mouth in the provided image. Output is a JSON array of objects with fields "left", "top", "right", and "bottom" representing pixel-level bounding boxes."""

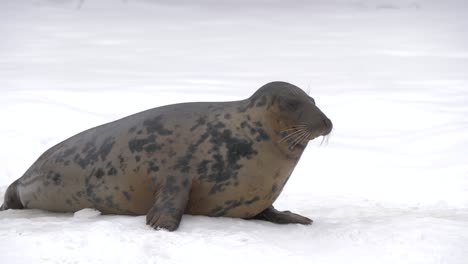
[{"left": 279, "top": 118, "right": 333, "bottom": 150}]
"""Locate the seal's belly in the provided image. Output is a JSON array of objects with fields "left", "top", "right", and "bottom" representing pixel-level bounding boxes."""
[{"left": 185, "top": 162, "right": 293, "bottom": 218}]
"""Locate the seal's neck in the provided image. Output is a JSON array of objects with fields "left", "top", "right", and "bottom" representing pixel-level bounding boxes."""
[{"left": 237, "top": 99, "right": 308, "bottom": 161}]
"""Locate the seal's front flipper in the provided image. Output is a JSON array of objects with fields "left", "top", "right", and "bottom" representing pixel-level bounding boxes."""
[
  {"left": 146, "top": 176, "right": 190, "bottom": 231},
  {"left": 252, "top": 206, "right": 312, "bottom": 225}
]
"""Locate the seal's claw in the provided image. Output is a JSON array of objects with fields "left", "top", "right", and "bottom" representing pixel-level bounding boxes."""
[{"left": 146, "top": 206, "right": 183, "bottom": 231}]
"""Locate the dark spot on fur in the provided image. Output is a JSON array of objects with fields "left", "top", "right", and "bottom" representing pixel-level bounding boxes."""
[
  {"left": 174, "top": 131, "right": 212, "bottom": 173},
  {"left": 272, "top": 184, "right": 278, "bottom": 193},
  {"left": 210, "top": 206, "right": 224, "bottom": 215},
  {"left": 175, "top": 155, "right": 192, "bottom": 173},
  {"left": 52, "top": 173, "right": 62, "bottom": 186},
  {"left": 66, "top": 199, "right": 72, "bottom": 206},
  {"left": 143, "top": 115, "right": 172, "bottom": 135},
  {"left": 256, "top": 96, "right": 267, "bottom": 107},
  {"left": 240, "top": 120, "right": 270, "bottom": 142},
  {"left": 105, "top": 196, "right": 114, "bottom": 208},
  {"left": 63, "top": 147, "right": 76, "bottom": 158},
  {"left": 63, "top": 147, "right": 77, "bottom": 157},
  {"left": 99, "top": 137, "right": 115, "bottom": 161},
  {"left": 224, "top": 113, "right": 231, "bottom": 119},
  {"left": 197, "top": 160, "right": 210, "bottom": 174},
  {"left": 144, "top": 142, "right": 162, "bottom": 153},
  {"left": 238, "top": 96, "right": 258, "bottom": 112},
  {"left": 107, "top": 167, "right": 117, "bottom": 176},
  {"left": 190, "top": 117, "right": 207, "bottom": 131},
  {"left": 255, "top": 130, "right": 270, "bottom": 142},
  {"left": 45, "top": 171, "right": 62, "bottom": 186},
  {"left": 166, "top": 176, "right": 180, "bottom": 194},
  {"left": 54, "top": 147, "right": 77, "bottom": 163},
  {"left": 211, "top": 198, "right": 244, "bottom": 216},
  {"left": 116, "top": 155, "right": 128, "bottom": 173},
  {"left": 244, "top": 196, "right": 260, "bottom": 205},
  {"left": 213, "top": 196, "right": 261, "bottom": 215},
  {"left": 128, "top": 135, "right": 163, "bottom": 154},
  {"left": 128, "top": 126, "right": 137, "bottom": 133},
  {"left": 74, "top": 137, "right": 115, "bottom": 169},
  {"left": 196, "top": 123, "right": 258, "bottom": 194},
  {"left": 213, "top": 122, "right": 225, "bottom": 129},
  {"left": 278, "top": 98, "right": 301, "bottom": 112},
  {"left": 137, "top": 130, "right": 143, "bottom": 135},
  {"left": 122, "top": 191, "right": 131, "bottom": 201},
  {"left": 135, "top": 155, "right": 141, "bottom": 162},
  {"left": 94, "top": 168, "right": 105, "bottom": 179},
  {"left": 147, "top": 161, "right": 159, "bottom": 174},
  {"left": 182, "top": 179, "right": 189, "bottom": 188},
  {"left": 270, "top": 95, "right": 278, "bottom": 108}
]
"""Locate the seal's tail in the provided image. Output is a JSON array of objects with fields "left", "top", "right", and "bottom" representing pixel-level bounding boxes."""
[{"left": 1, "top": 180, "right": 23, "bottom": 211}]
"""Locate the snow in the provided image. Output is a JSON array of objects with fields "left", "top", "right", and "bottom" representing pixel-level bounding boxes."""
[{"left": 1, "top": 0, "right": 468, "bottom": 263}]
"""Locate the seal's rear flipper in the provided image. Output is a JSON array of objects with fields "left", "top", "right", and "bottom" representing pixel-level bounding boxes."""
[
  {"left": 146, "top": 176, "right": 190, "bottom": 231},
  {"left": 1, "top": 179, "right": 24, "bottom": 211},
  {"left": 250, "top": 206, "right": 312, "bottom": 225}
]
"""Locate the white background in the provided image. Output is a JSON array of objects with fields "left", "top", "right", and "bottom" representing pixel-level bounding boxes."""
[{"left": 1, "top": 0, "right": 467, "bottom": 263}]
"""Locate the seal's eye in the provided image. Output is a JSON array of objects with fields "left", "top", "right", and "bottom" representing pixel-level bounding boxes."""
[{"left": 285, "top": 100, "right": 300, "bottom": 111}]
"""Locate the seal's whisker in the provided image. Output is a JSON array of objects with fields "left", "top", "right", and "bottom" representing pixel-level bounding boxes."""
[
  {"left": 287, "top": 130, "right": 307, "bottom": 148},
  {"left": 282, "top": 124, "right": 309, "bottom": 130},
  {"left": 294, "top": 131, "right": 309, "bottom": 148},
  {"left": 279, "top": 128, "right": 307, "bottom": 143},
  {"left": 290, "top": 130, "right": 309, "bottom": 149},
  {"left": 305, "top": 128, "right": 314, "bottom": 143},
  {"left": 288, "top": 133, "right": 306, "bottom": 149},
  {"left": 279, "top": 128, "right": 306, "bottom": 138},
  {"left": 325, "top": 133, "right": 331, "bottom": 145},
  {"left": 320, "top": 136, "right": 326, "bottom": 146},
  {"left": 303, "top": 129, "right": 313, "bottom": 143},
  {"left": 280, "top": 125, "right": 309, "bottom": 133},
  {"left": 280, "top": 129, "right": 305, "bottom": 142},
  {"left": 306, "top": 84, "right": 312, "bottom": 95},
  {"left": 291, "top": 131, "right": 310, "bottom": 149}
]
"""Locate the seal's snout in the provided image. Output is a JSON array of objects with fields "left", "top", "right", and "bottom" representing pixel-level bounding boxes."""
[{"left": 322, "top": 117, "right": 333, "bottom": 135}]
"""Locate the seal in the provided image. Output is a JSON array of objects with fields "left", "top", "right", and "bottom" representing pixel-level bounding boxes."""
[{"left": 1, "top": 81, "right": 332, "bottom": 231}]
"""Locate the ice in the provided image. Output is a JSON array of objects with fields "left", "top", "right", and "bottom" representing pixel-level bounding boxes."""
[
  {"left": 73, "top": 208, "right": 102, "bottom": 218},
  {"left": 1, "top": 0, "right": 468, "bottom": 263}
]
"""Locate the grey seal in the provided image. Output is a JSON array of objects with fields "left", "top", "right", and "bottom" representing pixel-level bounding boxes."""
[{"left": 1, "top": 81, "right": 333, "bottom": 231}]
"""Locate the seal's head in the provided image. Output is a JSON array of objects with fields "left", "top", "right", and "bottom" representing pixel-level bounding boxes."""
[{"left": 250, "top": 81, "right": 333, "bottom": 150}]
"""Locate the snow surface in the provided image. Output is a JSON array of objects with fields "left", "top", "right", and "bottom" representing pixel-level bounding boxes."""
[{"left": 1, "top": 0, "right": 468, "bottom": 263}]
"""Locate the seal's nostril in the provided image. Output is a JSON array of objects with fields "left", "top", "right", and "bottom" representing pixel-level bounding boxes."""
[{"left": 322, "top": 118, "right": 331, "bottom": 128}]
